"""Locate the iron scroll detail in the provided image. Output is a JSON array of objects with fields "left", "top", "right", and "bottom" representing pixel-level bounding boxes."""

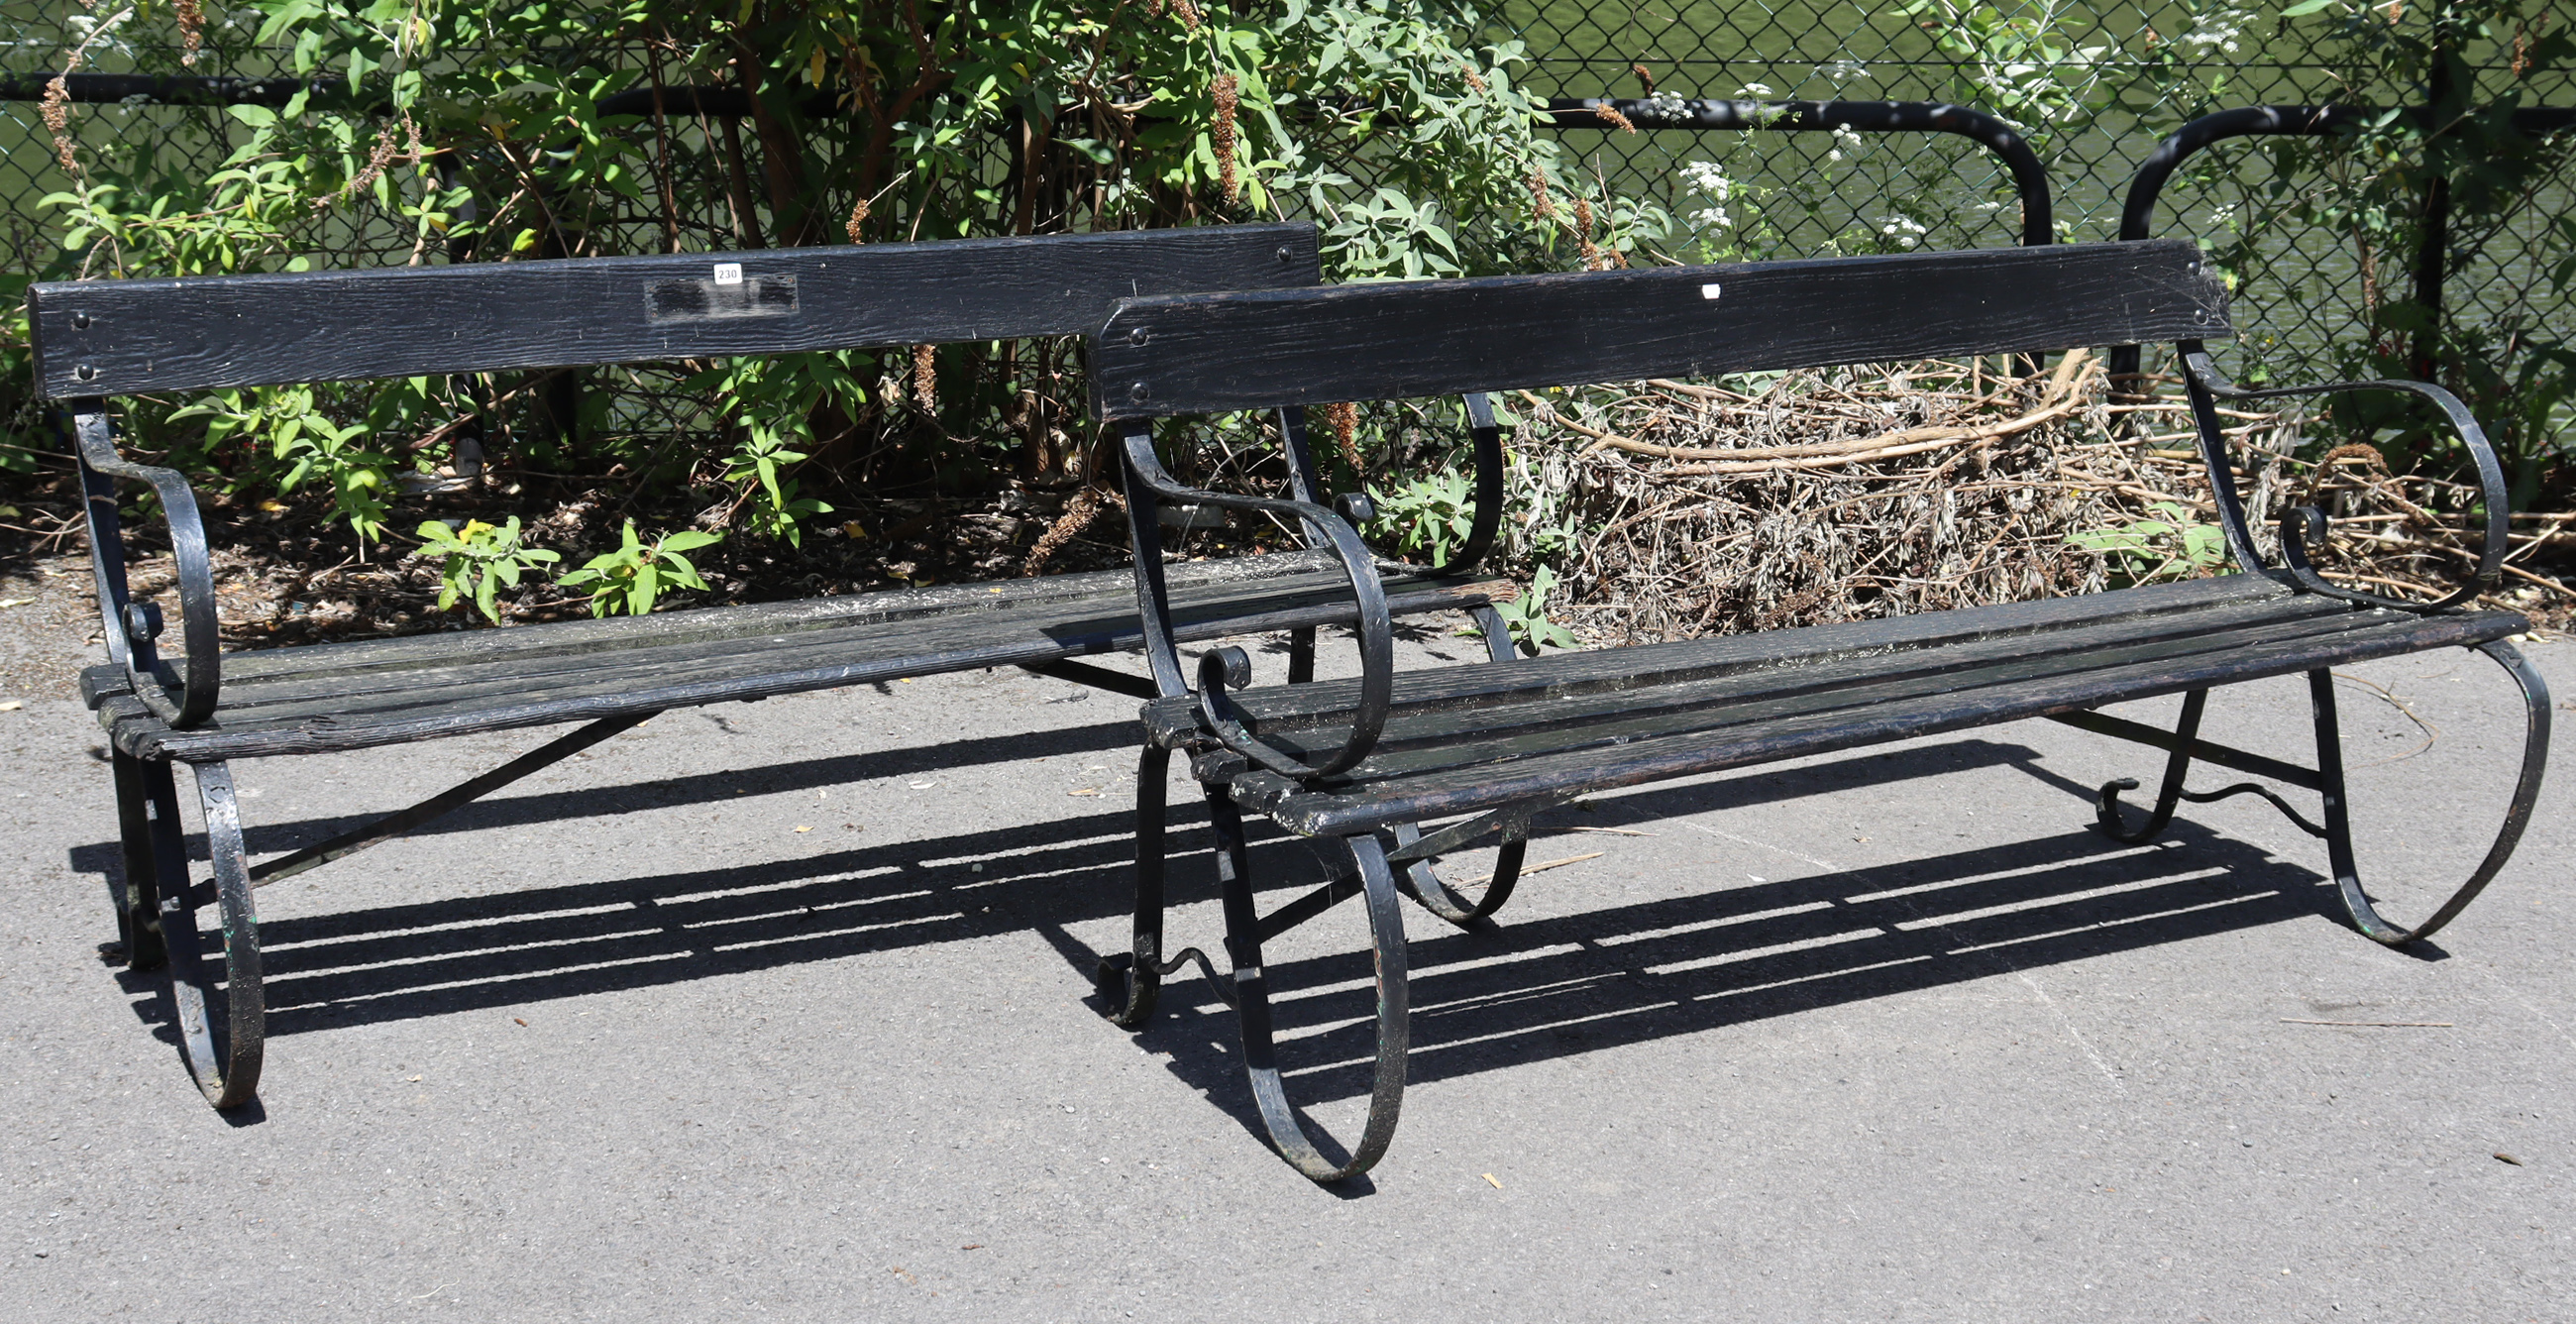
[{"left": 71, "top": 405, "right": 222, "bottom": 727}]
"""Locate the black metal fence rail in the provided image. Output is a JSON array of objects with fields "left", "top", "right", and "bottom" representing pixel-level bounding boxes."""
[
  {"left": 1546, "top": 97, "right": 2053, "bottom": 248},
  {"left": 2106, "top": 102, "right": 2576, "bottom": 383}
]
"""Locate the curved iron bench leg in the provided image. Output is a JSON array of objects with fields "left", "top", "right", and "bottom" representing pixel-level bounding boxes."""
[
  {"left": 1386, "top": 600, "right": 1530, "bottom": 927},
  {"left": 142, "top": 759, "right": 264, "bottom": 1109},
  {"left": 107, "top": 750, "right": 168, "bottom": 969},
  {"left": 1389, "top": 821, "right": 1526, "bottom": 925},
  {"left": 2316, "top": 641, "right": 2550, "bottom": 946},
  {"left": 1207, "top": 795, "right": 1408, "bottom": 1183},
  {"left": 1099, "top": 744, "right": 1177, "bottom": 1029},
  {"left": 2091, "top": 689, "right": 2211, "bottom": 844}
]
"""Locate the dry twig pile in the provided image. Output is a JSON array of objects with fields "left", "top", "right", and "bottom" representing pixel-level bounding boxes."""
[{"left": 1504, "top": 352, "right": 2566, "bottom": 643}]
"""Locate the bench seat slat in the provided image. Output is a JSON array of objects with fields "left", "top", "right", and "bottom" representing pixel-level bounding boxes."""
[
  {"left": 193, "top": 565, "right": 1478, "bottom": 725},
  {"left": 1182, "top": 584, "right": 2522, "bottom": 835},
  {"left": 218, "top": 547, "right": 1366, "bottom": 683},
  {"left": 106, "top": 555, "right": 1503, "bottom": 761},
  {"left": 206, "top": 552, "right": 1449, "bottom": 713},
  {"left": 1144, "top": 574, "right": 2299, "bottom": 744},
  {"left": 1233, "top": 595, "right": 2377, "bottom": 771}
]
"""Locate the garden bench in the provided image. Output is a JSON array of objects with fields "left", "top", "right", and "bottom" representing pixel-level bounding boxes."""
[
  {"left": 28, "top": 223, "right": 1514, "bottom": 1109},
  {"left": 1089, "top": 238, "right": 2552, "bottom": 1181}
]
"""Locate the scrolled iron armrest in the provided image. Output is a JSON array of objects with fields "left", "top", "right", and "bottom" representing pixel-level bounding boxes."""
[
  {"left": 72, "top": 408, "right": 222, "bottom": 726},
  {"left": 2183, "top": 349, "right": 2507, "bottom": 613},
  {"left": 1121, "top": 431, "right": 1392, "bottom": 780}
]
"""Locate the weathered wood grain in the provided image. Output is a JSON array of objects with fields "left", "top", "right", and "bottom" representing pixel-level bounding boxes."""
[
  {"left": 1223, "top": 595, "right": 2386, "bottom": 773},
  {"left": 107, "top": 567, "right": 1503, "bottom": 761},
  {"left": 1093, "top": 240, "right": 2225, "bottom": 419},
  {"left": 32, "top": 225, "right": 1321, "bottom": 398},
  {"left": 1144, "top": 574, "right": 2299, "bottom": 745},
  {"left": 1244, "top": 607, "right": 2524, "bottom": 836}
]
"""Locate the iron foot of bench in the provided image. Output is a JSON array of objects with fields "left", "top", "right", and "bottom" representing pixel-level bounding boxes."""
[
  {"left": 2314, "top": 641, "right": 2550, "bottom": 946},
  {"left": 2092, "top": 690, "right": 2210, "bottom": 843},
  {"left": 135, "top": 758, "right": 264, "bottom": 1109}
]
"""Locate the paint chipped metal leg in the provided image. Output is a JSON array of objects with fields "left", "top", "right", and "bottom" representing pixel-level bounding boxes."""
[{"left": 2313, "top": 642, "right": 2549, "bottom": 945}]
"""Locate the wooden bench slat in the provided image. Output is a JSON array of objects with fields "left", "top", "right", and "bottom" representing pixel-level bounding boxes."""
[
  {"left": 1236, "top": 593, "right": 2377, "bottom": 772},
  {"left": 1094, "top": 241, "right": 2225, "bottom": 419},
  {"left": 1238, "top": 606, "right": 2523, "bottom": 835},
  {"left": 1144, "top": 574, "right": 2295, "bottom": 744},
  {"left": 33, "top": 225, "right": 1322, "bottom": 398},
  {"left": 217, "top": 548, "right": 1359, "bottom": 683},
  {"left": 108, "top": 568, "right": 1504, "bottom": 760},
  {"left": 202, "top": 561, "right": 1493, "bottom": 720}
]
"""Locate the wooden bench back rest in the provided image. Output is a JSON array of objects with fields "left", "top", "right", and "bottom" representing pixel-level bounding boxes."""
[
  {"left": 1091, "top": 240, "right": 2225, "bottom": 420},
  {"left": 31, "top": 224, "right": 1321, "bottom": 399}
]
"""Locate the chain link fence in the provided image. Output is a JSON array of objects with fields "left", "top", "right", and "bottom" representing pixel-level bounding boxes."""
[{"left": 1500, "top": 2, "right": 2571, "bottom": 419}]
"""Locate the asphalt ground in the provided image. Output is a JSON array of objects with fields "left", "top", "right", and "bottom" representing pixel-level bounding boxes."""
[{"left": 3, "top": 604, "right": 2571, "bottom": 1322}]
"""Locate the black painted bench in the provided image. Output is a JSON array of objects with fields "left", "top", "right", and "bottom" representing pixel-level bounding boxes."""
[
  {"left": 1089, "top": 239, "right": 2552, "bottom": 1181},
  {"left": 28, "top": 223, "right": 1513, "bottom": 1108}
]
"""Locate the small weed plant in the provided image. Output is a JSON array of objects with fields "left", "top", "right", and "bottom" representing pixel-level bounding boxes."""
[
  {"left": 558, "top": 520, "right": 722, "bottom": 618},
  {"left": 415, "top": 516, "right": 560, "bottom": 623}
]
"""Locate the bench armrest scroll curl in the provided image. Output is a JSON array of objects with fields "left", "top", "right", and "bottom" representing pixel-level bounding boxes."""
[
  {"left": 2180, "top": 346, "right": 2507, "bottom": 613},
  {"left": 71, "top": 405, "right": 222, "bottom": 726},
  {"left": 1119, "top": 428, "right": 1391, "bottom": 780}
]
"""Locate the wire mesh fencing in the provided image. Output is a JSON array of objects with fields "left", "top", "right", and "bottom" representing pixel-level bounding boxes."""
[{"left": 1501, "top": 0, "right": 2572, "bottom": 436}]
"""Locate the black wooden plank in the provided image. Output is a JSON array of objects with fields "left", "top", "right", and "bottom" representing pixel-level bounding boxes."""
[
  {"left": 1237, "top": 602, "right": 2410, "bottom": 785},
  {"left": 1233, "top": 594, "right": 2383, "bottom": 773},
  {"left": 217, "top": 549, "right": 1469, "bottom": 689},
  {"left": 1251, "top": 608, "right": 2523, "bottom": 835},
  {"left": 217, "top": 547, "right": 1350, "bottom": 682},
  {"left": 1143, "top": 574, "right": 2298, "bottom": 744},
  {"left": 113, "top": 577, "right": 1502, "bottom": 760},
  {"left": 33, "top": 225, "right": 1321, "bottom": 398},
  {"left": 200, "top": 566, "right": 1505, "bottom": 721},
  {"left": 1093, "top": 240, "right": 2225, "bottom": 420}
]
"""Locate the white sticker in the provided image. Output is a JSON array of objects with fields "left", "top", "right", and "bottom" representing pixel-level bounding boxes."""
[
  {"left": 1699, "top": 282, "right": 1723, "bottom": 300},
  {"left": 712, "top": 263, "right": 744, "bottom": 286}
]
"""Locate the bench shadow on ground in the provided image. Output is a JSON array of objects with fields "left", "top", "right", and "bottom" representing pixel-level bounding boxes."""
[{"left": 72, "top": 727, "right": 2342, "bottom": 1152}]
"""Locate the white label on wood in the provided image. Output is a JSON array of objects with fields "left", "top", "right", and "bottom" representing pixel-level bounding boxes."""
[
  {"left": 1700, "top": 282, "right": 1722, "bottom": 300},
  {"left": 712, "top": 263, "right": 744, "bottom": 286}
]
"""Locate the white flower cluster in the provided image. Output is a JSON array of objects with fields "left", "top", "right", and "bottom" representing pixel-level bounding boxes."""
[
  {"left": 1680, "top": 160, "right": 1735, "bottom": 229},
  {"left": 1816, "top": 59, "right": 1867, "bottom": 82},
  {"left": 1735, "top": 83, "right": 1774, "bottom": 99},
  {"left": 1826, "top": 125, "right": 1863, "bottom": 163},
  {"left": 1879, "top": 215, "right": 1928, "bottom": 249},
  {"left": 2182, "top": 6, "right": 2253, "bottom": 55},
  {"left": 1646, "top": 89, "right": 1688, "bottom": 120}
]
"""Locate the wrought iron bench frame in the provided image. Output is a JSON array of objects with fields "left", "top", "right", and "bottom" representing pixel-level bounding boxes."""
[
  {"left": 1088, "top": 239, "right": 2551, "bottom": 1181},
  {"left": 28, "top": 223, "right": 1520, "bottom": 1110}
]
